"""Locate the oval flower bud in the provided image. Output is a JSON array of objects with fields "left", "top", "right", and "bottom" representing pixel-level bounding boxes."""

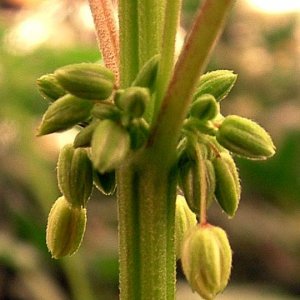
[
  {"left": 194, "top": 70, "right": 237, "bottom": 102},
  {"left": 93, "top": 170, "right": 116, "bottom": 195},
  {"left": 131, "top": 54, "right": 160, "bottom": 91},
  {"left": 37, "top": 94, "right": 93, "bottom": 136},
  {"left": 190, "top": 94, "right": 219, "bottom": 121},
  {"left": 91, "top": 120, "right": 130, "bottom": 173},
  {"left": 181, "top": 224, "right": 232, "bottom": 300},
  {"left": 37, "top": 73, "right": 66, "bottom": 102},
  {"left": 216, "top": 115, "right": 275, "bottom": 160},
  {"left": 115, "top": 87, "right": 150, "bottom": 118},
  {"left": 55, "top": 63, "right": 115, "bottom": 100},
  {"left": 57, "top": 144, "right": 93, "bottom": 207},
  {"left": 46, "top": 196, "right": 87, "bottom": 259},
  {"left": 213, "top": 152, "right": 240, "bottom": 217},
  {"left": 175, "top": 195, "right": 197, "bottom": 259}
]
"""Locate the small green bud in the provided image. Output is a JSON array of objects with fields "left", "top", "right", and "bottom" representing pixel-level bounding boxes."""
[
  {"left": 194, "top": 70, "right": 237, "bottom": 102},
  {"left": 175, "top": 195, "right": 197, "bottom": 259},
  {"left": 179, "top": 146, "right": 216, "bottom": 215},
  {"left": 91, "top": 120, "right": 130, "bottom": 173},
  {"left": 181, "top": 224, "right": 232, "bottom": 300},
  {"left": 73, "top": 120, "right": 100, "bottom": 148},
  {"left": 55, "top": 63, "right": 115, "bottom": 100},
  {"left": 93, "top": 170, "right": 116, "bottom": 195},
  {"left": 46, "top": 196, "right": 87, "bottom": 259},
  {"left": 37, "top": 94, "right": 93, "bottom": 136},
  {"left": 57, "top": 144, "right": 93, "bottom": 207},
  {"left": 213, "top": 152, "right": 240, "bottom": 217},
  {"left": 115, "top": 87, "right": 150, "bottom": 118},
  {"left": 91, "top": 102, "right": 121, "bottom": 120},
  {"left": 128, "top": 118, "right": 149, "bottom": 150},
  {"left": 190, "top": 94, "right": 219, "bottom": 121},
  {"left": 131, "top": 54, "right": 160, "bottom": 91},
  {"left": 37, "top": 74, "right": 66, "bottom": 101},
  {"left": 216, "top": 115, "right": 275, "bottom": 160}
]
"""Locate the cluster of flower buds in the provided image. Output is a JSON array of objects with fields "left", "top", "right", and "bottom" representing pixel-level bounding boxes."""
[
  {"left": 37, "top": 57, "right": 160, "bottom": 258},
  {"left": 175, "top": 70, "right": 275, "bottom": 299}
]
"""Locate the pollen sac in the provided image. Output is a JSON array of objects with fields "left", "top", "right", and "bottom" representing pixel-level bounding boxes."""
[
  {"left": 46, "top": 196, "right": 87, "bottom": 259},
  {"left": 181, "top": 224, "right": 232, "bottom": 300},
  {"left": 216, "top": 115, "right": 275, "bottom": 160},
  {"left": 37, "top": 73, "right": 66, "bottom": 102},
  {"left": 37, "top": 94, "right": 93, "bottom": 136},
  {"left": 213, "top": 152, "right": 240, "bottom": 217},
  {"left": 190, "top": 94, "right": 219, "bottom": 121},
  {"left": 91, "top": 119, "right": 130, "bottom": 173},
  {"left": 55, "top": 63, "right": 115, "bottom": 100},
  {"left": 114, "top": 87, "right": 150, "bottom": 118},
  {"left": 194, "top": 70, "right": 237, "bottom": 102},
  {"left": 57, "top": 144, "right": 93, "bottom": 207},
  {"left": 175, "top": 195, "right": 197, "bottom": 259}
]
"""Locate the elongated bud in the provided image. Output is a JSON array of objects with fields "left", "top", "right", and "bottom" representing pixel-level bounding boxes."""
[
  {"left": 91, "top": 102, "right": 121, "bottom": 120},
  {"left": 213, "top": 152, "right": 240, "bottom": 217},
  {"left": 175, "top": 195, "right": 197, "bottom": 259},
  {"left": 37, "top": 74, "right": 66, "bottom": 101},
  {"left": 190, "top": 94, "right": 219, "bottom": 121},
  {"left": 91, "top": 120, "right": 130, "bottom": 173},
  {"left": 46, "top": 196, "right": 87, "bottom": 259},
  {"left": 73, "top": 120, "right": 100, "bottom": 148},
  {"left": 181, "top": 224, "right": 232, "bottom": 300},
  {"left": 37, "top": 94, "right": 93, "bottom": 136},
  {"left": 93, "top": 170, "right": 116, "bottom": 195},
  {"left": 115, "top": 87, "right": 150, "bottom": 118},
  {"left": 194, "top": 70, "right": 237, "bottom": 102},
  {"left": 131, "top": 54, "right": 160, "bottom": 90},
  {"left": 57, "top": 144, "right": 93, "bottom": 207},
  {"left": 216, "top": 115, "right": 275, "bottom": 160},
  {"left": 55, "top": 63, "right": 115, "bottom": 100}
]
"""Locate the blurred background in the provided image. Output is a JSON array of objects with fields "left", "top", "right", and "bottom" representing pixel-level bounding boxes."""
[{"left": 0, "top": 0, "right": 299, "bottom": 299}]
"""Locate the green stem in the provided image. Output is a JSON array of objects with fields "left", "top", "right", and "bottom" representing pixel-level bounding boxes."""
[{"left": 150, "top": 0, "right": 235, "bottom": 155}]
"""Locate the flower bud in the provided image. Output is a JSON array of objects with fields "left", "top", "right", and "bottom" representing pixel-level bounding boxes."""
[
  {"left": 128, "top": 118, "right": 149, "bottom": 150},
  {"left": 91, "top": 120, "right": 130, "bottom": 173},
  {"left": 216, "top": 115, "right": 275, "bottom": 160},
  {"left": 57, "top": 144, "right": 93, "bottom": 207},
  {"left": 175, "top": 195, "right": 197, "bottom": 259},
  {"left": 213, "top": 152, "right": 240, "bottom": 217},
  {"left": 37, "top": 94, "right": 93, "bottom": 136},
  {"left": 55, "top": 63, "right": 115, "bottom": 100},
  {"left": 181, "top": 224, "right": 232, "bottom": 300},
  {"left": 73, "top": 120, "right": 100, "bottom": 148},
  {"left": 194, "top": 70, "right": 237, "bottom": 102},
  {"left": 91, "top": 102, "right": 121, "bottom": 121},
  {"left": 93, "top": 170, "right": 116, "bottom": 195},
  {"left": 115, "top": 87, "right": 150, "bottom": 118},
  {"left": 131, "top": 54, "right": 160, "bottom": 91},
  {"left": 190, "top": 94, "right": 219, "bottom": 121},
  {"left": 46, "top": 196, "right": 87, "bottom": 259},
  {"left": 37, "top": 74, "right": 66, "bottom": 101}
]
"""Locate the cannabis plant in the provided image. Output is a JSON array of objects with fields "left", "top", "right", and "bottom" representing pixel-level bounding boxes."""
[{"left": 36, "top": 0, "right": 275, "bottom": 299}]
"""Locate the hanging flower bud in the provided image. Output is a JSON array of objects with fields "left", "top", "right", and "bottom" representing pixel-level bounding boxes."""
[
  {"left": 114, "top": 87, "right": 150, "bottom": 118},
  {"left": 194, "top": 70, "right": 237, "bottom": 102},
  {"left": 37, "top": 74, "right": 66, "bottom": 102},
  {"left": 175, "top": 195, "right": 197, "bottom": 259},
  {"left": 190, "top": 94, "right": 219, "bottom": 121},
  {"left": 73, "top": 120, "right": 100, "bottom": 148},
  {"left": 91, "top": 120, "right": 130, "bottom": 173},
  {"left": 57, "top": 144, "right": 93, "bottom": 207},
  {"left": 46, "top": 196, "right": 87, "bottom": 259},
  {"left": 216, "top": 115, "right": 275, "bottom": 160},
  {"left": 55, "top": 63, "right": 115, "bottom": 100},
  {"left": 213, "top": 152, "right": 240, "bottom": 217},
  {"left": 93, "top": 170, "right": 116, "bottom": 195},
  {"left": 181, "top": 224, "right": 232, "bottom": 300},
  {"left": 37, "top": 94, "right": 93, "bottom": 136},
  {"left": 131, "top": 54, "right": 160, "bottom": 91}
]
